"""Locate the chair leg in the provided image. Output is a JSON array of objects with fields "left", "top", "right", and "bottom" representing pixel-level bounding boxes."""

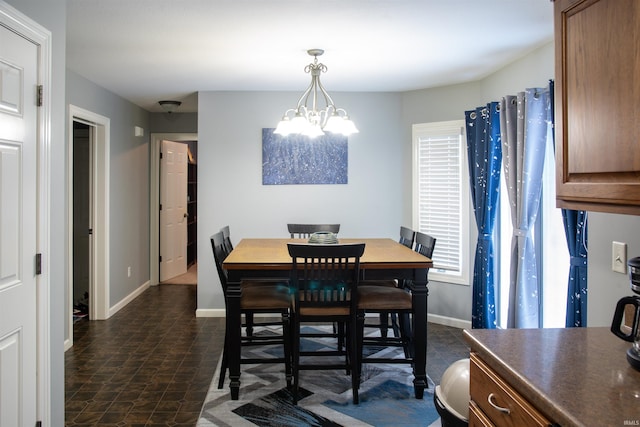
[
  {"left": 292, "top": 314, "right": 300, "bottom": 405},
  {"left": 245, "top": 312, "right": 254, "bottom": 338},
  {"left": 389, "top": 312, "right": 400, "bottom": 337},
  {"left": 351, "top": 315, "right": 362, "bottom": 404},
  {"left": 356, "top": 311, "right": 365, "bottom": 376},
  {"left": 398, "top": 312, "right": 414, "bottom": 360},
  {"left": 218, "top": 334, "right": 229, "bottom": 389},
  {"left": 344, "top": 324, "right": 351, "bottom": 375},
  {"left": 283, "top": 311, "right": 292, "bottom": 389},
  {"left": 379, "top": 312, "right": 389, "bottom": 338},
  {"left": 336, "top": 321, "right": 345, "bottom": 351}
]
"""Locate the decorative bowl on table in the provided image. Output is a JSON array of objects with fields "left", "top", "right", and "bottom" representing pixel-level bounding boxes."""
[{"left": 308, "top": 232, "right": 339, "bottom": 244}]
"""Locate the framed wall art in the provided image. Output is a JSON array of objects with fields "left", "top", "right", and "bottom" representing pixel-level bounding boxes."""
[{"left": 262, "top": 128, "right": 348, "bottom": 185}]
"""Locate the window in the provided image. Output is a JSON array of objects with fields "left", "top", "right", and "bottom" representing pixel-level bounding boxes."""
[
  {"left": 539, "top": 127, "right": 570, "bottom": 327},
  {"left": 412, "top": 120, "right": 470, "bottom": 285},
  {"left": 495, "top": 119, "right": 568, "bottom": 328},
  {"left": 496, "top": 122, "right": 570, "bottom": 328},
  {"left": 414, "top": 117, "right": 568, "bottom": 326}
]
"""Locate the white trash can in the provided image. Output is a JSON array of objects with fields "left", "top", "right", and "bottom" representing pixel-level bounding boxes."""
[{"left": 433, "top": 358, "right": 470, "bottom": 427}]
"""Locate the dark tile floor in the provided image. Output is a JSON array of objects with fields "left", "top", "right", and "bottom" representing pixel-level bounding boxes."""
[{"left": 65, "top": 284, "right": 469, "bottom": 426}]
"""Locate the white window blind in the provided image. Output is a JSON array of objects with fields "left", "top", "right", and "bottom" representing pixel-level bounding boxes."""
[{"left": 413, "top": 120, "right": 469, "bottom": 284}]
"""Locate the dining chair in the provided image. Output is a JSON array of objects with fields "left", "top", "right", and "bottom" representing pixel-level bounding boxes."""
[
  {"left": 363, "top": 226, "right": 416, "bottom": 337},
  {"left": 211, "top": 231, "right": 292, "bottom": 389},
  {"left": 219, "top": 225, "right": 260, "bottom": 337},
  {"left": 287, "top": 223, "right": 340, "bottom": 239},
  {"left": 287, "top": 242, "right": 365, "bottom": 404},
  {"left": 287, "top": 223, "right": 346, "bottom": 352},
  {"left": 357, "top": 231, "right": 436, "bottom": 368}
]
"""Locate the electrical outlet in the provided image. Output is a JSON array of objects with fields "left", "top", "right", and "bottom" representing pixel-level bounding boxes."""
[
  {"left": 612, "top": 241, "right": 627, "bottom": 274},
  {"left": 127, "top": 266, "right": 132, "bottom": 277}
]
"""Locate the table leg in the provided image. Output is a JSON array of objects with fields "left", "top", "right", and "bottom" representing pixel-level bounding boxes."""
[
  {"left": 411, "top": 274, "right": 429, "bottom": 399},
  {"left": 226, "top": 277, "right": 242, "bottom": 400}
]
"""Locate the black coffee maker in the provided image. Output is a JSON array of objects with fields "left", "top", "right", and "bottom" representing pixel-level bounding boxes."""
[{"left": 611, "top": 257, "right": 640, "bottom": 371}]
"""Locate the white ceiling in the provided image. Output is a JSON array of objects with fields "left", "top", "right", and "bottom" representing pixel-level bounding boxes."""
[{"left": 66, "top": 0, "right": 554, "bottom": 113}]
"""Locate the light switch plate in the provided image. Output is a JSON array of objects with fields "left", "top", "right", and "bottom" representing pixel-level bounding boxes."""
[{"left": 612, "top": 241, "right": 627, "bottom": 274}]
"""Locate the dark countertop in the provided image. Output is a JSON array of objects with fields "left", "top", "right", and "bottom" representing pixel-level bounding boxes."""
[{"left": 463, "top": 327, "right": 640, "bottom": 427}]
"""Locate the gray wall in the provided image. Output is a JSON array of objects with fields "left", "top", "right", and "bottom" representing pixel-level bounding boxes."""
[
  {"left": 66, "top": 70, "right": 151, "bottom": 309},
  {"left": 195, "top": 44, "right": 552, "bottom": 319},
  {"left": 588, "top": 213, "right": 640, "bottom": 326},
  {"left": 481, "top": 42, "right": 639, "bottom": 326},
  {"left": 400, "top": 81, "right": 483, "bottom": 325},
  {"left": 195, "top": 44, "right": 558, "bottom": 321},
  {"left": 197, "top": 91, "right": 403, "bottom": 310},
  {"left": 398, "top": 42, "right": 639, "bottom": 327},
  {"left": 149, "top": 111, "right": 198, "bottom": 133},
  {"left": 5, "top": 0, "right": 66, "bottom": 425},
  {"left": 196, "top": 41, "right": 640, "bottom": 327},
  {"left": 398, "top": 42, "right": 556, "bottom": 324}
]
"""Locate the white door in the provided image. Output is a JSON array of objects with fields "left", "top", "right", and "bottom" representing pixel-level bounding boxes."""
[
  {"left": 159, "top": 140, "right": 188, "bottom": 281},
  {"left": 0, "top": 24, "right": 38, "bottom": 427}
]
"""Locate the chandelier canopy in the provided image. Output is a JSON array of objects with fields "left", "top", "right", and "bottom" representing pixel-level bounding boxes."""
[
  {"left": 274, "top": 49, "right": 358, "bottom": 138},
  {"left": 158, "top": 100, "right": 181, "bottom": 113}
]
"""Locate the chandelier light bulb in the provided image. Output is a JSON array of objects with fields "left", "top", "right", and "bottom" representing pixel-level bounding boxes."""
[
  {"left": 302, "top": 123, "right": 325, "bottom": 138},
  {"left": 274, "top": 117, "right": 292, "bottom": 136}
]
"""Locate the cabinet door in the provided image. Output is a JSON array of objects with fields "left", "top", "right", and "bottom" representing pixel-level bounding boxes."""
[{"left": 554, "top": 0, "right": 640, "bottom": 214}]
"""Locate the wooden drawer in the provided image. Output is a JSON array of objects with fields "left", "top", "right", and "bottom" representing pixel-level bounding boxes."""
[
  {"left": 469, "top": 401, "right": 495, "bottom": 427},
  {"left": 470, "top": 353, "right": 551, "bottom": 427}
]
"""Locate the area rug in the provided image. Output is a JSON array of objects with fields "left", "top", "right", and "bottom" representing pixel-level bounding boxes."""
[{"left": 197, "top": 325, "right": 441, "bottom": 427}]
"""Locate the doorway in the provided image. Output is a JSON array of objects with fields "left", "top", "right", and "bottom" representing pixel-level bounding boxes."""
[
  {"left": 150, "top": 133, "right": 198, "bottom": 287},
  {"left": 72, "top": 121, "right": 92, "bottom": 322},
  {"left": 66, "top": 105, "right": 110, "bottom": 350},
  {"left": 159, "top": 139, "right": 189, "bottom": 282}
]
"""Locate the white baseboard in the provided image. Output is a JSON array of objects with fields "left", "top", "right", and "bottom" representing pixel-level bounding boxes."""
[
  {"left": 64, "top": 338, "right": 72, "bottom": 352},
  {"left": 427, "top": 313, "right": 471, "bottom": 329},
  {"left": 108, "top": 280, "right": 150, "bottom": 318},
  {"left": 195, "top": 308, "right": 226, "bottom": 317},
  {"left": 195, "top": 309, "right": 471, "bottom": 330}
]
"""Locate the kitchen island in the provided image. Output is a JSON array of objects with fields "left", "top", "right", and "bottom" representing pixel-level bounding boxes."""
[{"left": 463, "top": 327, "right": 640, "bottom": 426}]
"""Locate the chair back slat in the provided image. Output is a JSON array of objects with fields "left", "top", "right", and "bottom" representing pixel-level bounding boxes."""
[
  {"left": 399, "top": 226, "right": 416, "bottom": 249},
  {"left": 220, "top": 225, "right": 233, "bottom": 253},
  {"left": 287, "top": 223, "right": 340, "bottom": 239},
  {"left": 288, "top": 243, "right": 364, "bottom": 311},
  {"left": 210, "top": 232, "right": 228, "bottom": 293},
  {"left": 414, "top": 232, "right": 437, "bottom": 259}
]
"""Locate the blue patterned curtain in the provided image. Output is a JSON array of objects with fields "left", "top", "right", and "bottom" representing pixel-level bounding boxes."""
[
  {"left": 465, "top": 103, "right": 502, "bottom": 329},
  {"left": 500, "top": 88, "right": 551, "bottom": 328},
  {"left": 563, "top": 210, "right": 588, "bottom": 326}
]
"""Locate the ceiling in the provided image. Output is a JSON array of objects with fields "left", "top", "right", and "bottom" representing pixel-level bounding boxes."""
[{"left": 66, "top": 1, "right": 554, "bottom": 113}]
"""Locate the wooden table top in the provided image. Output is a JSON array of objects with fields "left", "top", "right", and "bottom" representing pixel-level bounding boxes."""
[{"left": 222, "top": 238, "right": 432, "bottom": 271}]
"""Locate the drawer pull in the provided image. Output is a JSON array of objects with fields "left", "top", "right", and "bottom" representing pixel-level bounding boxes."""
[{"left": 488, "top": 393, "right": 511, "bottom": 414}]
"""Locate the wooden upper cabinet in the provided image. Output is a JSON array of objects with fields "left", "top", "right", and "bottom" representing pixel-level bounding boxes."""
[{"left": 554, "top": 0, "right": 640, "bottom": 214}]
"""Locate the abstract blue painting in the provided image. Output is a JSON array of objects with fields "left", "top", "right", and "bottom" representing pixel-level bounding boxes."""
[{"left": 262, "top": 128, "right": 348, "bottom": 185}]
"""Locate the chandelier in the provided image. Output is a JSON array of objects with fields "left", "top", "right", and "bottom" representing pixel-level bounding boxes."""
[{"left": 274, "top": 49, "right": 358, "bottom": 138}]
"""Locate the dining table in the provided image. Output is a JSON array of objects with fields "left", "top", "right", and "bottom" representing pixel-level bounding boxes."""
[{"left": 222, "top": 237, "right": 433, "bottom": 401}]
